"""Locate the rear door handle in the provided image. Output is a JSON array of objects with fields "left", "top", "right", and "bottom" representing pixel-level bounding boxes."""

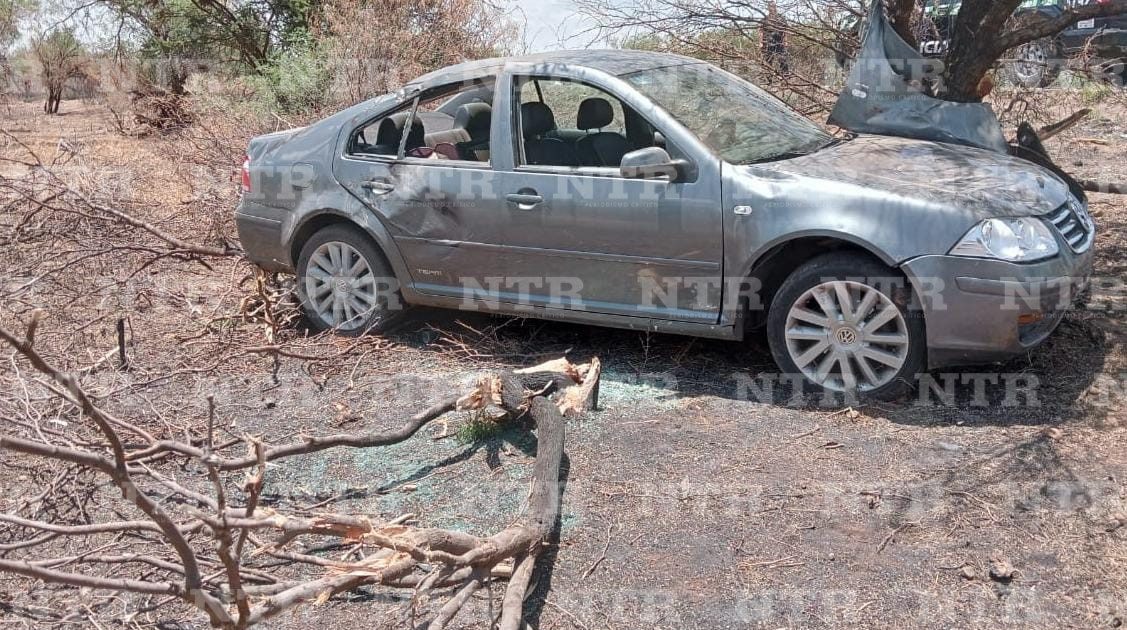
[
  {"left": 506, "top": 193, "right": 543, "bottom": 210},
  {"left": 361, "top": 180, "right": 395, "bottom": 195}
]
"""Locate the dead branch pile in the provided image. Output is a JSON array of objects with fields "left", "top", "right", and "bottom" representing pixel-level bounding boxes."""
[
  {"left": 0, "top": 310, "right": 601, "bottom": 628},
  {"left": 130, "top": 85, "right": 194, "bottom": 135}
]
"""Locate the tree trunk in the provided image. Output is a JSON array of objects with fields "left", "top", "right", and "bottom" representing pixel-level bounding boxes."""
[
  {"left": 886, "top": 0, "right": 919, "bottom": 50},
  {"left": 942, "top": 0, "right": 1024, "bottom": 101},
  {"left": 44, "top": 88, "right": 61, "bottom": 114}
]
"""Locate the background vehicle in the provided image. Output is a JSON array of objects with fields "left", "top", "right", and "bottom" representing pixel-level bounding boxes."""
[
  {"left": 921, "top": 0, "right": 1127, "bottom": 87},
  {"left": 237, "top": 50, "right": 1094, "bottom": 400}
]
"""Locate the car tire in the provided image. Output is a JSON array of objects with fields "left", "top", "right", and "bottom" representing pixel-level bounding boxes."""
[
  {"left": 1004, "top": 38, "right": 1063, "bottom": 88},
  {"left": 296, "top": 224, "right": 406, "bottom": 336},
  {"left": 766, "top": 253, "right": 927, "bottom": 401}
]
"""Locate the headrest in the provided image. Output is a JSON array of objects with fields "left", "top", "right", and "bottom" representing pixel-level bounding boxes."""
[
  {"left": 577, "top": 97, "right": 613, "bottom": 130},
  {"left": 375, "top": 114, "right": 406, "bottom": 146},
  {"left": 521, "top": 102, "right": 556, "bottom": 138},
  {"left": 454, "top": 103, "right": 492, "bottom": 140},
  {"left": 404, "top": 117, "right": 424, "bottom": 149},
  {"left": 375, "top": 112, "right": 424, "bottom": 151},
  {"left": 623, "top": 105, "right": 655, "bottom": 148}
]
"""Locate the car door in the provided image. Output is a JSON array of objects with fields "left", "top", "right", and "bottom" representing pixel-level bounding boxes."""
[
  {"left": 332, "top": 79, "right": 530, "bottom": 303},
  {"left": 332, "top": 70, "right": 724, "bottom": 324},
  {"left": 482, "top": 65, "right": 725, "bottom": 323}
]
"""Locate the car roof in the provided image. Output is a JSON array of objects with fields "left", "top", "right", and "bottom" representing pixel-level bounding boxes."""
[{"left": 406, "top": 49, "right": 705, "bottom": 90}]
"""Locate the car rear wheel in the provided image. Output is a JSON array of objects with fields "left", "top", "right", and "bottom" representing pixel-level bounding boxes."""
[
  {"left": 296, "top": 225, "right": 403, "bottom": 336},
  {"left": 766, "top": 253, "right": 926, "bottom": 401},
  {"left": 1004, "top": 38, "right": 1063, "bottom": 88}
]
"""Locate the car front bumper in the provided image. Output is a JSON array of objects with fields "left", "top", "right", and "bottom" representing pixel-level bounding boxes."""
[{"left": 901, "top": 245, "right": 1094, "bottom": 370}]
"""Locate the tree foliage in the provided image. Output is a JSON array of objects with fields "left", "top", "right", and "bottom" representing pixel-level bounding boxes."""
[
  {"left": 98, "top": 0, "right": 322, "bottom": 72},
  {"left": 1, "top": 0, "right": 36, "bottom": 51}
]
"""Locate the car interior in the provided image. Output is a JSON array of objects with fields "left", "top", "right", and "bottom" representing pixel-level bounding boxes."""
[
  {"left": 351, "top": 82, "right": 496, "bottom": 162},
  {"left": 517, "top": 78, "right": 666, "bottom": 169},
  {"left": 349, "top": 77, "right": 665, "bottom": 168}
]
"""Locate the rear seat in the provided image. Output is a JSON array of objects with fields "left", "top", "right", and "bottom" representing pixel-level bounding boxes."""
[{"left": 424, "top": 103, "right": 492, "bottom": 161}]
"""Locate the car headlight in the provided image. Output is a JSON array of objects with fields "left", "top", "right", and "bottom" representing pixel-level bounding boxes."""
[{"left": 949, "top": 217, "right": 1059, "bottom": 262}]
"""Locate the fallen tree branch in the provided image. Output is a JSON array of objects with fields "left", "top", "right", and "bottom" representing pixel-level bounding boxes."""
[
  {"left": 0, "top": 311, "right": 597, "bottom": 628},
  {"left": 1037, "top": 108, "right": 1090, "bottom": 142},
  {"left": 1079, "top": 179, "right": 1127, "bottom": 195}
]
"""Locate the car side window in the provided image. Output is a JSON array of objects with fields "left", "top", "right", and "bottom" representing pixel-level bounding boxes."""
[
  {"left": 350, "top": 106, "right": 413, "bottom": 158},
  {"left": 514, "top": 77, "right": 660, "bottom": 170},
  {"left": 348, "top": 80, "right": 496, "bottom": 163}
]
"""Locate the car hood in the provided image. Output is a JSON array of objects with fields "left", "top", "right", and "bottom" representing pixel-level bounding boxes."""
[{"left": 755, "top": 134, "right": 1071, "bottom": 219}]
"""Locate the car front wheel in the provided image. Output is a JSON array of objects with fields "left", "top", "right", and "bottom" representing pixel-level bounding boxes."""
[
  {"left": 296, "top": 225, "right": 403, "bottom": 336},
  {"left": 766, "top": 253, "right": 926, "bottom": 401}
]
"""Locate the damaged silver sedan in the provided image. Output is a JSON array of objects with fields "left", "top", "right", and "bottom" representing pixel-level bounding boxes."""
[{"left": 236, "top": 46, "right": 1094, "bottom": 400}]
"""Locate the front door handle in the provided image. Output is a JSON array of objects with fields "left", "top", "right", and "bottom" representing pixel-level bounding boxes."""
[
  {"left": 506, "top": 192, "right": 543, "bottom": 210},
  {"left": 361, "top": 180, "right": 395, "bottom": 195}
]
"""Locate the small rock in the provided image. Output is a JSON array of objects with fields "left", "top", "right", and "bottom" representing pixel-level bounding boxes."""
[
  {"left": 400, "top": 484, "right": 417, "bottom": 493},
  {"left": 989, "top": 559, "right": 1016, "bottom": 582},
  {"left": 960, "top": 565, "right": 977, "bottom": 580}
]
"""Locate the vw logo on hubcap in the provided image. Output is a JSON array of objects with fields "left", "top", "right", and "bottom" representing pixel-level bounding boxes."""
[{"left": 835, "top": 327, "right": 858, "bottom": 345}]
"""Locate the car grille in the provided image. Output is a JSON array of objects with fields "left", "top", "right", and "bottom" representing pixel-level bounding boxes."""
[{"left": 1045, "top": 200, "right": 1094, "bottom": 254}]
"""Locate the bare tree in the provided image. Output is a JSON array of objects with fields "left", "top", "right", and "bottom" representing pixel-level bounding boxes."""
[{"left": 31, "top": 27, "right": 87, "bottom": 114}]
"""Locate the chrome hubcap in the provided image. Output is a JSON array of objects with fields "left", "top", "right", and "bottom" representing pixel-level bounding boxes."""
[
  {"left": 784, "top": 280, "right": 910, "bottom": 392},
  {"left": 305, "top": 241, "right": 379, "bottom": 331}
]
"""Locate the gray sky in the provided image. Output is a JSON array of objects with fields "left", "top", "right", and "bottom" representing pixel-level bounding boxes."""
[{"left": 508, "top": 0, "right": 605, "bottom": 52}]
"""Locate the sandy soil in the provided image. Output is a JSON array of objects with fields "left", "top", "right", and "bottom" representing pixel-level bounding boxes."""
[{"left": 1, "top": 96, "right": 1125, "bottom": 629}]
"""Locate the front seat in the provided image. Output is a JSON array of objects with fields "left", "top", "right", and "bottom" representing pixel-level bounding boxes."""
[
  {"left": 574, "top": 97, "right": 631, "bottom": 167},
  {"left": 521, "top": 102, "right": 579, "bottom": 167}
]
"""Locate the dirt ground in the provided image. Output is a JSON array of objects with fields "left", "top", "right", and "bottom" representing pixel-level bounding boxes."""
[{"left": 1, "top": 96, "right": 1126, "bottom": 629}]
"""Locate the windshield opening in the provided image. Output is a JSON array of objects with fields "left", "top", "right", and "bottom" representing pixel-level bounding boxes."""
[{"left": 623, "top": 63, "right": 832, "bottom": 164}]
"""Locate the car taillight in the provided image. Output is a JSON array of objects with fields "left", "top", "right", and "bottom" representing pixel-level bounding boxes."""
[{"left": 240, "top": 156, "right": 252, "bottom": 192}]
